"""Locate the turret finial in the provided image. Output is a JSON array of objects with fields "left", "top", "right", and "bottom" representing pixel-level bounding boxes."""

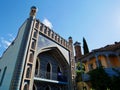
[{"left": 30, "top": 6, "right": 37, "bottom": 18}]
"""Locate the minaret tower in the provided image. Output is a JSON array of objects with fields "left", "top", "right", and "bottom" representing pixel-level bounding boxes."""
[
  {"left": 20, "top": 6, "right": 39, "bottom": 90},
  {"left": 9, "top": 6, "right": 38, "bottom": 90},
  {"left": 68, "top": 37, "right": 76, "bottom": 90}
]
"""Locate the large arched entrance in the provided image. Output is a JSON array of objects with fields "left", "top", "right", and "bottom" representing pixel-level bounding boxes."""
[{"left": 34, "top": 47, "right": 69, "bottom": 90}]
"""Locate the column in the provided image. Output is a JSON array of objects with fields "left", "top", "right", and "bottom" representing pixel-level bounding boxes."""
[
  {"left": 95, "top": 55, "right": 99, "bottom": 68},
  {"left": 106, "top": 54, "right": 112, "bottom": 68},
  {"left": 117, "top": 54, "right": 120, "bottom": 62},
  {"left": 87, "top": 59, "right": 90, "bottom": 72}
]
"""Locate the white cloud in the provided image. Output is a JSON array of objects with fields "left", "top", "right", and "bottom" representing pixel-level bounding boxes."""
[
  {"left": 42, "top": 18, "right": 53, "bottom": 29},
  {"left": 1, "top": 37, "right": 11, "bottom": 48},
  {"left": 8, "top": 33, "right": 15, "bottom": 41},
  {"left": 0, "top": 34, "right": 15, "bottom": 49}
]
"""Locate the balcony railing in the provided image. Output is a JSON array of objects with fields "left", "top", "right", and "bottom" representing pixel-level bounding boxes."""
[
  {"left": 82, "top": 73, "right": 90, "bottom": 81},
  {"left": 104, "top": 67, "right": 120, "bottom": 76},
  {"left": 82, "top": 67, "right": 120, "bottom": 81},
  {"left": 34, "top": 70, "right": 67, "bottom": 82}
]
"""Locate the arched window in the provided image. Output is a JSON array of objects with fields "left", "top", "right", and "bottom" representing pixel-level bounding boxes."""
[
  {"left": 24, "top": 83, "right": 29, "bottom": 90},
  {"left": 48, "top": 29, "right": 51, "bottom": 36},
  {"left": 46, "top": 63, "right": 51, "bottom": 79},
  {"left": 40, "top": 23, "right": 43, "bottom": 31},
  {"left": 51, "top": 32, "right": 54, "bottom": 38},
  {"left": 35, "top": 21, "right": 39, "bottom": 29},
  {"left": 26, "top": 66, "right": 32, "bottom": 78},
  {"left": 35, "top": 58, "right": 40, "bottom": 76},
  {"left": 55, "top": 34, "right": 57, "bottom": 40},
  {"left": 33, "top": 84, "right": 37, "bottom": 90},
  {"left": 57, "top": 66, "right": 61, "bottom": 73},
  {"left": 57, "top": 66, "right": 62, "bottom": 81},
  {"left": 31, "top": 40, "right": 36, "bottom": 49},
  {"left": 29, "top": 51, "right": 34, "bottom": 62},
  {"left": 33, "top": 30, "right": 37, "bottom": 38},
  {"left": 44, "top": 26, "right": 47, "bottom": 34}
]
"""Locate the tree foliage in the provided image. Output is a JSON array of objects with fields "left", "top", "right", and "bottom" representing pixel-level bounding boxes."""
[
  {"left": 83, "top": 37, "right": 89, "bottom": 55},
  {"left": 88, "top": 67, "right": 111, "bottom": 90},
  {"left": 76, "top": 62, "right": 85, "bottom": 82},
  {"left": 109, "top": 68, "right": 120, "bottom": 90},
  {"left": 88, "top": 67, "right": 120, "bottom": 90}
]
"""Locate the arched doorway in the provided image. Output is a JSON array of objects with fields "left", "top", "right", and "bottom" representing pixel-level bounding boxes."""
[{"left": 45, "top": 85, "right": 51, "bottom": 90}]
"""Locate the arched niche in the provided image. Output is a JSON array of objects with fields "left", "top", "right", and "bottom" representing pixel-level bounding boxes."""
[
  {"left": 35, "top": 58, "right": 40, "bottom": 76},
  {"left": 26, "top": 65, "right": 32, "bottom": 78},
  {"left": 46, "top": 63, "right": 52, "bottom": 79}
]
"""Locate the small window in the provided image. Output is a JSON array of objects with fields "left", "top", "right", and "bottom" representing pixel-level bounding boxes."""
[
  {"left": 61, "top": 39, "right": 63, "bottom": 44},
  {"left": 51, "top": 32, "right": 54, "bottom": 38},
  {"left": 31, "top": 40, "right": 36, "bottom": 49},
  {"left": 40, "top": 23, "right": 43, "bottom": 31},
  {"left": 26, "top": 66, "right": 32, "bottom": 78},
  {"left": 24, "top": 83, "right": 29, "bottom": 90},
  {"left": 48, "top": 29, "right": 51, "bottom": 36},
  {"left": 29, "top": 51, "right": 34, "bottom": 62},
  {"left": 57, "top": 66, "right": 62, "bottom": 81},
  {"left": 55, "top": 35, "right": 57, "bottom": 40},
  {"left": 63, "top": 40, "right": 65, "bottom": 46},
  {"left": 44, "top": 26, "right": 47, "bottom": 34},
  {"left": 35, "top": 21, "right": 39, "bottom": 29},
  {"left": 33, "top": 30, "right": 37, "bottom": 38},
  {"left": 58, "top": 37, "right": 60, "bottom": 42}
]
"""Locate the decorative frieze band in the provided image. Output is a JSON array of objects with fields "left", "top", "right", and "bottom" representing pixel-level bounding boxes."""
[{"left": 34, "top": 20, "right": 69, "bottom": 50}]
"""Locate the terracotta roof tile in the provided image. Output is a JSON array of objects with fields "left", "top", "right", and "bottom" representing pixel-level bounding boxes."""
[{"left": 93, "top": 42, "right": 120, "bottom": 52}]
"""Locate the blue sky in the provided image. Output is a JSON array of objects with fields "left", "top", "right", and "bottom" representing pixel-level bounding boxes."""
[{"left": 0, "top": 0, "right": 120, "bottom": 56}]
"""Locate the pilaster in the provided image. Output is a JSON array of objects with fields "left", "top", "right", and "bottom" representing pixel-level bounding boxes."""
[{"left": 106, "top": 54, "right": 112, "bottom": 68}]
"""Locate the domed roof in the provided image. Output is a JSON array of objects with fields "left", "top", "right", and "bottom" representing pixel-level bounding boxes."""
[{"left": 31, "top": 6, "right": 37, "bottom": 9}]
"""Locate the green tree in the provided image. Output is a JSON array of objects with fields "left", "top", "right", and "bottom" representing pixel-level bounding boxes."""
[
  {"left": 88, "top": 67, "right": 111, "bottom": 90},
  {"left": 83, "top": 37, "right": 89, "bottom": 55},
  {"left": 76, "top": 62, "right": 85, "bottom": 82},
  {"left": 110, "top": 68, "right": 120, "bottom": 90},
  {"left": 76, "top": 62, "right": 86, "bottom": 90}
]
